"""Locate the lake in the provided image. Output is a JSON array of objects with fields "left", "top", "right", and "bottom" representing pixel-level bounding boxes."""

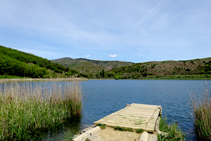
[
  {"left": 15, "top": 80, "right": 210, "bottom": 140},
  {"left": 80, "top": 80, "right": 210, "bottom": 141}
]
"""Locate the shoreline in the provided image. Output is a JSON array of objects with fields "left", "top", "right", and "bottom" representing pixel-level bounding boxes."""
[
  {"left": 88, "top": 78, "right": 211, "bottom": 80},
  {"left": 0, "top": 78, "right": 88, "bottom": 83},
  {"left": 0, "top": 77, "right": 210, "bottom": 84}
]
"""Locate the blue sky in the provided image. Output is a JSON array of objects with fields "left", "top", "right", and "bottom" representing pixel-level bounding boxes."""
[{"left": 0, "top": 0, "right": 211, "bottom": 63}]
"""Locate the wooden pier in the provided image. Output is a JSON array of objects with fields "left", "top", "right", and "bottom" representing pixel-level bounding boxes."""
[
  {"left": 73, "top": 103, "right": 162, "bottom": 141},
  {"left": 94, "top": 103, "right": 162, "bottom": 132}
]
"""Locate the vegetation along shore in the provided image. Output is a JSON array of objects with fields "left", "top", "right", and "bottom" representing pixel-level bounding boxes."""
[
  {"left": 0, "top": 45, "right": 86, "bottom": 78},
  {"left": 190, "top": 82, "right": 211, "bottom": 140},
  {"left": 0, "top": 81, "right": 82, "bottom": 140},
  {"left": 2, "top": 45, "right": 211, "bottom": 80},
  {"left": 0, "top": 77, "right": 87, "bottom": 83}
]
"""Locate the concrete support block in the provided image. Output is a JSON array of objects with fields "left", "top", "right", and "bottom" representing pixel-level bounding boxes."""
[
  {"left": 139, "top": 131, "right": 149, "bottom": 141},
  {"left": 73, "top": 126, "right": 100, "bottom": 141}
]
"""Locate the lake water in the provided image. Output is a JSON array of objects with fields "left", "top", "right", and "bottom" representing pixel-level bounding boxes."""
[
  {"left": 80, "top": 80, "right": 210, "bottom": 141},
  {"left": 4, "top": 80, "right": 210, "bottom": 140}
]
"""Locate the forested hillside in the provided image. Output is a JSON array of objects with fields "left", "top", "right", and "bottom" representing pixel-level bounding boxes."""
[
  {"left": 0, "top": 45, "right": 84, "bottom": 78},
  {"left": 96, "top": 58, "right": 211, "bottom": 79},
  {"left": 51, "top": 57, "right": 133, "bottom": 75},
  {"left": 2, "top": 45, "right": 211, "bottom": 80}
]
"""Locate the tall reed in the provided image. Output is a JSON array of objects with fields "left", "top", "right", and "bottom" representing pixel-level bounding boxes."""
[
  {"left": 0, "top": 81, "right": 82, "bottom": 140},
  {"left": 158, "top": 116, "right": 185, "bottom": 141},
  {"left": 190, "top": 82, "right": 211, "bottom": 140}
]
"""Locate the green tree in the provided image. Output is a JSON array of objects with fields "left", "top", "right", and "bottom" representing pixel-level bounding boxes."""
[{"left": 102, "top": 69, "right": 105, "bottom": 78}]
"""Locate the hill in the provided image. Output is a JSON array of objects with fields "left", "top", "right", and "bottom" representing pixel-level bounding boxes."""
[
  {"left": 51, "top": 57, "right": 133, "bottom": 76},
  {"left": 0, "top": 45, "right": 84, "bottom": 78},
  {"left": 97, "top": 58, "right": 211, "bottom": 79}
]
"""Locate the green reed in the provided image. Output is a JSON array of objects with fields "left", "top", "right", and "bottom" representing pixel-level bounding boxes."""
[
  {"left": 0, "top": 81, "right": 82, "bottom": 140},
  {"left": 158, "top": 116, "right": 185, "bottom": 141},
  {"left": 190, "top": 82, "right": 211, "bottom": 140}
]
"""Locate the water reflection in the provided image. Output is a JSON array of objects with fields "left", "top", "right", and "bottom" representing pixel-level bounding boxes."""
[{"left": 32, "top": 117, "right": 81, "bottom": 141}]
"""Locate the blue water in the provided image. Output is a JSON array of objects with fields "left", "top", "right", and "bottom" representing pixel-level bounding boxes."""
[
  {"left": 80, "top": 80, "right": 211, "bottom": 140},
  {"left": 2, "top": 80, "right": 210, "bottom": 140}
]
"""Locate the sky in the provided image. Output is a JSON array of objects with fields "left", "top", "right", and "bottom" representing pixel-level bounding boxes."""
[{"left": 0, "top": 0, "right": 211, "bottom": 63}]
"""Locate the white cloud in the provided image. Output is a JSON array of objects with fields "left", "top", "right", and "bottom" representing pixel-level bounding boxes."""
[
  {"left": 109, "top": 54, "right": 117, "bottom": 57},
  {"left": 93, "top": 59, "right": 102, "bottom": 61},
  {"left": 1, "top": 0, "right": 211, "bottom": 62},
  {"left": 85, "top": 54, "right": 90, "bottom": 58}
]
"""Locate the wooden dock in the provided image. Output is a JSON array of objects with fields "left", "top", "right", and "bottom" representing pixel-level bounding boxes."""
[
  {"left": 94, "top": 103, "right": 162, "bottom": 132},
  {"left": 73, "top": 103, "right": 162, "bottom": 141}
]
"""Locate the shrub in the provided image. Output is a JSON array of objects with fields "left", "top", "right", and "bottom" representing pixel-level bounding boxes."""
[
  {"left": 190, "top": 60, "right": 195, "bottom": 64},
  {"left": 152, "top": 64, "right": 157, "bottom": 68}
]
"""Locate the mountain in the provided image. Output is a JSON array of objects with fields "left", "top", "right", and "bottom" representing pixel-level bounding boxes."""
[
  {"left": 2, "top": 45, "right": 211, "bottom": 79},
  {"left": 101, "top": 58, "right": 211, "bottom": 79},
  {"left": 51, "top": 57, "right": 134, "bottom": 75},
  {"left": 0, "top": 45, "right": 84, "bottom": 78}
]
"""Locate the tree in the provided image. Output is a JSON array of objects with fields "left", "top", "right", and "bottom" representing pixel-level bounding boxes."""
[{"left": 102, "top": 69, "right": 105, "bottom": 78}]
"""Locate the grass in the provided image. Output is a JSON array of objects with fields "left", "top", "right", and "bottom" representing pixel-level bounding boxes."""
[
  {"left": 190, "top": 82, "right": 211, "bottom": 140},
  {"left": 96, "top": 123, "right": 106, "bottom": 129},
  {"left": 113, "top": 126, "right": 133, "bottom": 132},
  {"left": 134, "top": 119, "right": 144, "bottom": 125},
  {"left": 63, "top": 129, "right": 75, "bottom": 141},
  {"left": 144, "top": 75, "right": 211, "bottom": 80},
  {"left": 0, "top": 77, "right": 87, "bottom": 84},
  {"left": 113, "top": 126, "right": 144, "bottom": 134},
  {"left": 158, "top": 117, "right": 185, "bottom": 141},
  {"left": 0, "top": 75, "right": 24, "bottom": 79},
  {"left": 135, "top": 129, "right": 144, "bottom": 134},
  {"left": 0, "top": 81, "right": 82, "bottom": 140}
]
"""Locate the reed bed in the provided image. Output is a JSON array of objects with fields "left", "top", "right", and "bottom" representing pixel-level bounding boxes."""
[
  {"left": 158, "top": 117, "right": 185, "bottom": 141},
  {"left": 0, "top": 81, "right": 82, "bottom": 140},
  {"left": 190, "top": 82, "right": 211, "bottom": 140},
  {"left": 0, "top": 77, "right": 87, "bottom": 84}
]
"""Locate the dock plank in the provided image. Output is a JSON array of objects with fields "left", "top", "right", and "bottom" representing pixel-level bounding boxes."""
[{"left": 94, "top": 103, "right": 162, "bottom": 132}]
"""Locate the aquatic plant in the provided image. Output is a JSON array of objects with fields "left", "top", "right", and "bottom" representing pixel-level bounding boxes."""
[
  {"left": 63, "top": 130, "right": 75, "bottom": 141},
  {"left": 0, "top": 81, "right": 82, "bottom": 140},
  {"left": 190, "top": 82, "right": 211, "bottom": 140},
  {"left": 158, "top": 117, "right": 185, "bottom": 141}
]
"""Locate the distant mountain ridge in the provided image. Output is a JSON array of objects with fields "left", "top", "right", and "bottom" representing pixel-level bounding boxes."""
[
  {"left": 51, "top": 57, "right": 134, "bottom": 75},
  {"left": 101, "top": 57, "right": 211, "bottom": 79},
  {"left": 0, "top": 45, "right": 83, "bottom": 78},
  {"left": 2, "top": 45, "right": 211, "bottom": 80}
]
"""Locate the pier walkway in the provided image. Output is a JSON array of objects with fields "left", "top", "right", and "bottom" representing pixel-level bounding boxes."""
[
  {"left": 94, "top": 103, "right": 162, "bottom": 132},
  {"left": 73, "top": 103, "right": 162, "bottom": 141}
]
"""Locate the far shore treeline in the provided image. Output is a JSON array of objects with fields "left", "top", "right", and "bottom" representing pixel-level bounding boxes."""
[
  {"left": 0, "top": 45, "right": 86, "bottom": 78},
  {"left": 53, "top": 52, "right": 211, "bottom": 80},
  {"left": 99, "top": 58, "right": 211, "bottom": 79},
  {"left": 1, "top": 45, "right": 211, "bottom": 79}
]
